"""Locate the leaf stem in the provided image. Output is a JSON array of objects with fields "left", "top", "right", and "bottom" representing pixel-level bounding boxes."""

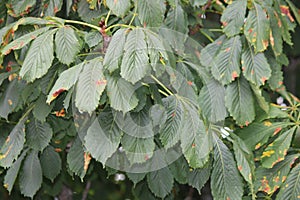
[
  {"left": 208, "top": 28, "right": 223, "bottom": 32},
  {"left": 150, "top": 75, "right": 173, "bottom": 96},
  {"left": 105, "top": 10, "right": 111, "bottom": 26},
  {"left": 200, "top": 30, "right": 214, "bottom": 42},
  {"left": 129, "top": 5, "right": 138, "bottom": 26},
  {"left": 105, "top": 24, "right": 135, "bottom": 32},
  {"left": 19, "top": 104, "right": 35, "bottom": 122},
  {"left": 65, "top": 19, "right": 101, "bottom": 32}
]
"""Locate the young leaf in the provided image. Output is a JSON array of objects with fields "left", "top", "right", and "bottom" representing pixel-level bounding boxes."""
[
  {"left": 106, "top": 76, "right": 138, "bottom": 113},
  {"left": 20, "top": 29, "right": 57, "bottom": 82},
  {"left": 120, "top": 28, "right": 150, "bottom": 84},
  {"left": 19, "top": 151, "right": 43, "bottom": 198},
  {"left": 47, "top": 62, "right": 84, "bottom": 103},
  {"left": 4, "top": 150, "right": 27, "bottom": 193},
  {"left": 221, "top": 0, "right": 247, "bottom": 37},
  {"left": 147, "top": 167, "right": 174, "bottom": 198},
  {"left": 1, "top": 26, "right": 50, "bottom": 55},
  {"left": 212, "top": 35, "right": 242, "bottom": 85},
  {"left": 244, "top": 2, "right": 270, "bottom": 52},
  {"left": 276, "top": 163, "right": 300, "bottom": 200},
  {"left": 261, "top": 127, "right": 296, "bottom": 168},
  {"left": 225, "top": 76, "right": 255, "bottom": 126},
  {"left": 75, "top": 58, "right": 107, "bottom": 114},
  {"left": 85, "top": 109, "right": 122, "bottom": 164},
  {"left": 26, "top": 119, "right": 53, "bottom": 151},
  {"left": 199, "top": 78, "right": 227, "bottom": 123},
  {"left": 55, "top": 26, "right": 80, "bottom": 65},
  {"left": 0, "top": 119, "right": 26, "bottom": 168},
  {"left": 180, "top": 97, "right": 212, "bottom": 168},
  {"left": 40, "top": 146, "right": 61, "bottom": 182},
  {"left": 137, "top": 0, "right": 164, "bottom": 27},
  {"left": 106, "top": 0, "right": 131, "bottom": 17},
  {"left": 211, "top": 134, "right": 243, "bottom": 200},
  {"left": 159, "top": 96, "right": 183, "bottom": 149},
  {"left": 103, "top": 29, "right": 127, "bottom": 73},
  {"left": 241, "top": 44, "right": 271, "bottom": 86}
]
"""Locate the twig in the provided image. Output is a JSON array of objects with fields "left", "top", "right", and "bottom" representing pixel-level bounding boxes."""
[{"left": 82, "top": 180, "right": 91, "bottom": 200}]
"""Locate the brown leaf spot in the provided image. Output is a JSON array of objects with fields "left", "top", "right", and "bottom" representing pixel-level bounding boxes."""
[
  {"left": 225, "top": 47, "right": 231, "bottom": 52},
  {"left": 171, "top": 112, "right": 176, "bottom": 118},
  {"left": 144, "top": 154, "right": 149, "bottom": 161},
  {"left": 248, "top": 28, "right": 253, "bottom": 34},
  {"left": 96, "top": 79, "right": 107, "bottom": 86},
  {"left": 261, "top": 177, "right": 271, "bottom": 193},
  {"left": 238, "top": 165, "right": 242, "bottom": 171},
  {"left": 55, "top": 148, "right": 62, "bottom": 152},
  {"left": 263, "top": 40, "right": 269, "bottom": 49},
  {"left": 222, "top": 21, "right": 228, "bottom": 27},
  {"left": 273, "top": 127, "right": 282, "bottom": 136},
  {"left": 50, "top": 88, "right": 66, "bottom": 103},
  {"left": 242, "top": 66, "right": 246, "bottom": 71},
  {"left": 7, "top": 99, "right": 13, "bottom": 106},
  {"left": 0, "top": 18, "right": 4, "bottom": 24},
  {"left": 231, "top": 71, "right": 238, "bottom": 80},
  {"left": 192, "top": 143, "right": 196, "bottom": 148},
  {"left": 245, "top": 121, "right": 249, "bottom": 126},
  {"left": 226, "top": 197, "right": 230, "bottom": 200},
  {"left": 55, "top": 108, "right": 66, "bottom": 117},
  {"left": 255, "top": 143, "right": 261, "bottom": 150},
  {"left": 261, "top": 76, "right": 267, "bottom": 84},
  {"left": 54, "top": 6, "right": 59, "bottom": 13},
  {"left": 30, "top": 35, "right": 37, "bottom": 39},
  {"left": 251, "top": 70, "right": 254, "bottom": 75},
  {"left": 84, "top": 152, "right": 91, "bottom": 172},
  {"left": 274, "top": 176, "right": 280, "bottom": 183},
  {"left": 216, "top": 41, "right": 222, "bottom": 45},
  {"left": 278, "top": 81, "right": 283, "bottom": 86},
  {"left": 282, "top": 176, "right": 287, "bottom": 182},
  {"left": 187, "top": 81, "right": 193, "bottom": 86},
  {"left": 270, "top": 31, "right": 275, "bottom": 47}
]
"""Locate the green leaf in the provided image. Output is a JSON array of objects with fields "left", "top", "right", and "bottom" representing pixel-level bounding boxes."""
[
  {"left": 241, "top": 43, "right": 271, "bottom": 86},
  {"left": 250, "top": 84, "right": 269, "bottom": 114},
  {"left": 159, "top": 96, "right": 183, "bottom": 149},
  {"left": 44, "top": 0, "right": 63, "bottom": 16},
  {"left": 136, "top": 0, "right": 164, "bottom": 27},
  {"left": 190, "top": 0, "right": 208, "bottom": 7},
  {"left": 133, "top": 181, "right": 156, "bottom": 200},
  {"left": 33, "top": 95, "right": 54, "bottom": 122},
  {"left": 225, "top": 76, "right": 255, "bottom": 126},
  {"left": 103, "top": 29, "right": 127, "bottom": 73},
  {"left": 106, "top": 76, "right": 138, "bottom": 113},
  {"left": 267, "top": 54, "right": 284, "bottom": 90},
  {"left": 0, "top": 119, "right": 26, "bottom": 168},
  {"left": 10, "top": 0, "right": 36, "bottom": 16},
  {"left": 20, "top": 29, "right": 57, "bottom": 82},
  {"left": 212, "top": 35, "right": 242, "bottom": 85},
  {"left": 127, "top": 172, "right": 146, "bottom": 186},
  {"left": 211, "top": 134, "right": 243, "bottom": 200},
  {"left": 286, "top": 0, "right": 300, "bottom": 25},
  {"left": 77, "top": 0, "right": 102, "bottom": 23},
  {"left": 55, "top": 26, "right": 80, "bottom": 65},
  {"left": 40, "top": 146, "right": 61, "bottom": 182},
  {"left": 276, "top": 162, "right": 300, "bottom": 200},
  {"left": 120, "top": 28, "right": 150, "bottom": 84},
  {"left": 67, "top": 137, "right": 87, "bottom": 179},
  {"left": 188, "top": 163, "right": 211, "bottom": 194},
  {"left": 121, "top": 133, "right": 155, "bottom": 164},
  {"left": 200, "top": 35, "right": 226, "bottom": 70},
  {"left": 0, "top": 79, "right": 25, "bottom": 119},
  {"left": 221, "top": 0, "right": 247, "bottom": 37},
  {"left": 199, "top": 78, "right": 227, "bottom": 123},
  {"left": 169, "top": 156, "right": 189, "bottom": 184},
  {"left": 85, "top": 109, "right": 122, "bottom": 164},
  {"left": 261, "top": 127, "right": 296, "bottom": 168},
  {"left": 75, "top": 58, "right": 106, "bottom": 114},
  {"left": 47, "top": 62, "right": 83, "bottom": 103},
  {"left": 106, "top": 0, "right": 131, "bottom": 17},
  {"left": 255, "top": 154, "right": 299, "bottom": 195},
  {"left": 26, "top": 119, "right": 53, "bottom": 151},
  {"left": 84, "top": 31, "right": 102, "bottom": 48},
  {"left": 237, "top": 122, "right": 289, "bottom": 150},
  {"left": 4, "top": 150, "right": 27, "bottom": 193},
  {"left": 180, "top": 96, "right": 212, "bottom": 168},
  {"left": 19, "top": 151, "right": 42, "bottom": 198},
  {"left": 165, "top": 2, "right": 188, "bottom": 33},
  {"left": 268, "top": 7, "right": 283, "bottom": 56},
  {"left": 1, "top": 26, "right": 50, "bottom": 55},
  {"left": 147, "top": 167, "right": 174, "bottom": 198},
  {"left": 244, "top": 2, "right": 270, "bottom": 52},
  {"left": 229, "top": 134, "right": 255, "bottom": 196}
]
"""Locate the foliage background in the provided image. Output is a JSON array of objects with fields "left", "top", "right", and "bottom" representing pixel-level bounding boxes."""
[{"left": 0, "top": 0, "right": 300, "bottom": 199}]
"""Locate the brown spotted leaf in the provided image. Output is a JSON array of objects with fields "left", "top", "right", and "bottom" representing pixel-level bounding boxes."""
[
  {"left": 261, "top": 127, "right": 296, "bottom": 168},
  {"left": 241, "top": 42, "right": 271, "bottom": 87},
  {"left": 244, "top": 2, "right": 270, "bottom": 52}
]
